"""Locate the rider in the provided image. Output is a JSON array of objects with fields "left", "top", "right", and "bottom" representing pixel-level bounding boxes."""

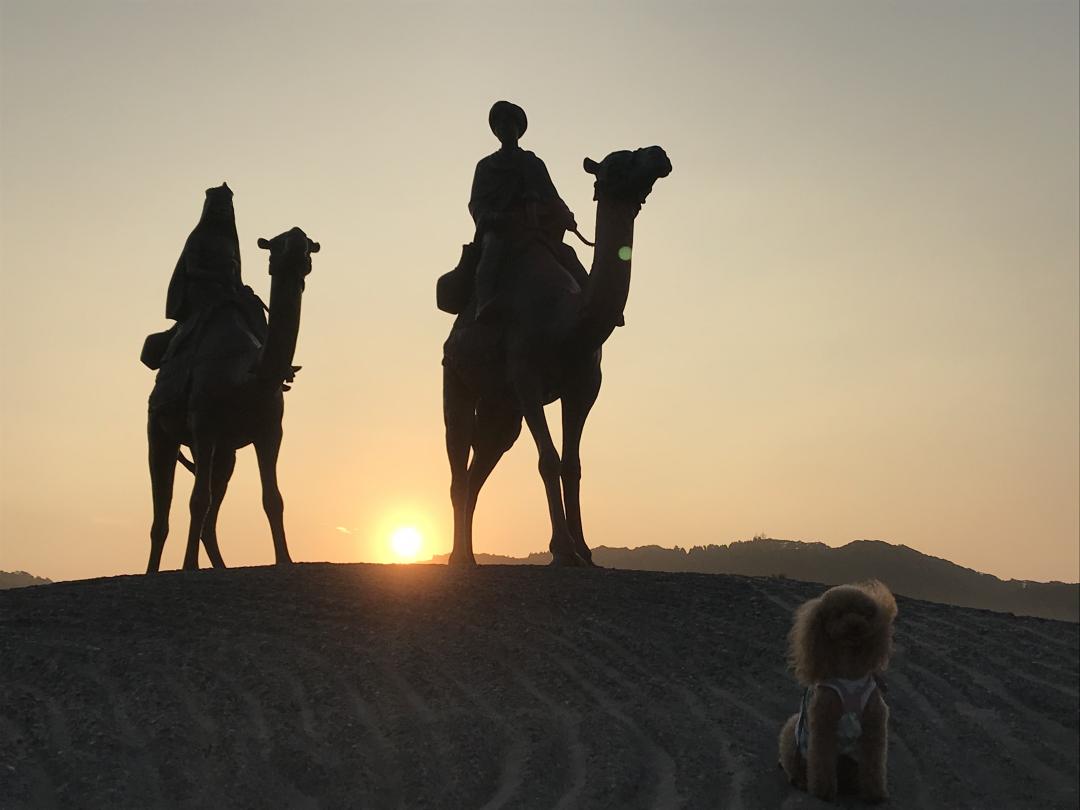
[
  {"left": 143, "top": 183, "right": 266, "bottom": 371},
  {"left": 166, "top": 183, "right": 264, "bottom": 325},
  {"left": 469, "top": 101, "right": 587, "bottom": 321},
  {"left": 156, "top": 183, "right": 266, "bottom": 358}
]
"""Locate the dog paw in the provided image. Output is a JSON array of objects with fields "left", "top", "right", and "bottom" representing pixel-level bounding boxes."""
[
  {"left": 809, "top": 782, "right": 837, "bottom": 801},
  {"left": 860, "top": 786, "right": 889, "bottom": 804}
]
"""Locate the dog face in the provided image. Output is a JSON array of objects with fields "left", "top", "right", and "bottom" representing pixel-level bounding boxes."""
[{"left": 788, "top": 580, "right": 898, "bottom": 684}]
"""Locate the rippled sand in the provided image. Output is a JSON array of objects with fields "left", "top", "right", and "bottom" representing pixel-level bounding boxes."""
[{"left": 1, "top": 564, "right": 1076, "bottom": 808}]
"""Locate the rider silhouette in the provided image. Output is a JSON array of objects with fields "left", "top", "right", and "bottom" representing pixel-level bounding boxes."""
[
  {"left": 142, "top": 183, "right": 265, "bottom": 371},
  {"left": 469, "top": 101, "right": 584, "bottom": 321},
  {"left": 165, "top": 182, "right": 262, "bottom": 324}
]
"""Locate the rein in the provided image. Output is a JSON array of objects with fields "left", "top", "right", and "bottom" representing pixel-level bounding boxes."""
[{"left": 570, "top": 226, "right": 595, "bottom": 247}]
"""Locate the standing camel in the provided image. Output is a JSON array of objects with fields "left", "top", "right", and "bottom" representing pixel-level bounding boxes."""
[
  {"left": 146, "top": 228, "right": 320, "bottom": 573},
  {"left": 442, "top": 146, "right": 671, "bottom": 566}
]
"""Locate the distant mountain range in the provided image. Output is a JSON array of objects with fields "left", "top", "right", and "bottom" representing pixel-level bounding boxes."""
[
  {"left": 432, "top": 539, "right": 1079, "bottom": 622},
  {"left": 0, "top": 571, "right": 52, "bottom": 590}
]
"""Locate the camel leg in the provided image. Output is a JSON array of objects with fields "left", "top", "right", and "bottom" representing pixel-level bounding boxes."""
[
  {"left": 463, "top": 397, "right": 522, "bottom": 557},
  {"left": 147, "top": 416, "right": 180, "bottom": 574},
  {"left": 255, "top": 428, "right": 292, "bottom": 565},
  {"left": 182, "top": 440, "right": 214, "bottom": 571},
  {"left": 517, "top": 385, "right": 583, "bottom": 566},
  {"left": 561, "top": 368, "right": 602, "bottom": 566},
  {"left": 444, "top": 367, "right": 476, "bottom": 565},
  {"left": 200, "top": 448, "right": 236, "bottom": 569}
]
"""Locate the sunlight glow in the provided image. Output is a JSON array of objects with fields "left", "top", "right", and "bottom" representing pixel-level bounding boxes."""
[{"left": 389, "top": 526, "right": 423, "bottom": 561}]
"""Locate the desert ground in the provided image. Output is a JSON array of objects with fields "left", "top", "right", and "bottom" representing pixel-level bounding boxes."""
[{"left": 0, "top": 564, "right": 1076, "bottom": 809}]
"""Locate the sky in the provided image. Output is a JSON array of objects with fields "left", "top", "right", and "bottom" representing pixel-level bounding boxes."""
[{"left": 1, "top": 0, "right": 1077, "bottom": 583}]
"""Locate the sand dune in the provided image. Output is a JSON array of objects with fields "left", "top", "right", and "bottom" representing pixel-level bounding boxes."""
[{"left": 1, "top": 564, "right": 1076, "bottom": 808}]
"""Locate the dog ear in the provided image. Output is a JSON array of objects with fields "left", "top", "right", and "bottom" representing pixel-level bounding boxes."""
[
  {"left": 861, "top": 580, "right": 898, "bottom": 626},
  {"left": 789, "top": 596, "right": 829, "bottom": 685},
  {"left": 856, "top": 580, "right": 897, "bottom": 673}
]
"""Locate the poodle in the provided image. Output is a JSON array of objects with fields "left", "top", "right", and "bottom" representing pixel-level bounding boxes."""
[{"left": 778, "top": 580, "right": 898, "bottom": 803}]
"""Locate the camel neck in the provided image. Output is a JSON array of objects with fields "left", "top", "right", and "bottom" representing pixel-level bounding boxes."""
[
  {"left": 256, "top": 270, "right": 303, "bottom": 382},
  {"left": 576, "top": 199, "right": 638, "bottom": 353}
]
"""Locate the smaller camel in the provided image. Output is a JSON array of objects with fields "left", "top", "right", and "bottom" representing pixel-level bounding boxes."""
[{"left": 146, "top": 228, "right": 319, "bottom": 573}]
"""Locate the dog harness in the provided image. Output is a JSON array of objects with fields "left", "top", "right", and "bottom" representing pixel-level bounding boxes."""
[{"left": 794, "top": 673, "right": 878, "bottom": 760}]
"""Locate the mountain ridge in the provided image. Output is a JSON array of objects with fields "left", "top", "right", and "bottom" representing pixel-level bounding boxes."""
[
  {"left": 431, "top": 538, "right": 1079, "bottom": 621},
  {"left": 0, "top": 570, "right": 52, "bottom": 590}
]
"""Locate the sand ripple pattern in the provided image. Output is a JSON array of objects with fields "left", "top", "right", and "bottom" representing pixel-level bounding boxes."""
[{"left": 0, "top": 565, "right": 1076, "bottom": 808}]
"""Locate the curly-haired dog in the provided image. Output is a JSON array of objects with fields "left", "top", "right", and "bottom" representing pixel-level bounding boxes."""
[{"left": 778, "top": 580, "right": 897, "bottom": 803}]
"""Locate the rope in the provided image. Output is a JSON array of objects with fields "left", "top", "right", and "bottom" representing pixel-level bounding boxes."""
[{"left": 570, "top": 227, "right": 595, "bottom": 247}]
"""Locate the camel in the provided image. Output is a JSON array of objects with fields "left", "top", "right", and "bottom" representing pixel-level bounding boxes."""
[
  {"left": 442, "top": 146, "right": 671, "bottom": 566},
  {"left": 146, "top": 228, "right": 320, "bottom": 573}
]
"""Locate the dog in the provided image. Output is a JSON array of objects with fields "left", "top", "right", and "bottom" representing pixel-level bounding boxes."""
[{"left": 778, "top": 580, "right": 897, "bottom": 802}]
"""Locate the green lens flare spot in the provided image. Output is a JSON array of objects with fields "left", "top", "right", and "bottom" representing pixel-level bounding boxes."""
[{"left": 618, "top": 246, "right": 632, "bottom": 261}]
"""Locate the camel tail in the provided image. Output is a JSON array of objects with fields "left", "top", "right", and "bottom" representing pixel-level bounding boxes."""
[{"left": 177, "top": 450, "right": 196, "bottom": 474}]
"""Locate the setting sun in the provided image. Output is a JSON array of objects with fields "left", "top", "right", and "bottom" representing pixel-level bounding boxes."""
[{"left": 389, "top": 526, "right": 423, "bottom": 561}]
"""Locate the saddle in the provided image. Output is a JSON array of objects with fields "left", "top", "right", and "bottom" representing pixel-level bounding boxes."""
[
  {"left": 144, "top": 288, "right": 268, "bottom": 413},
  {"left": 436, "top": 243, "right": 481, "bottom": 314},
  {"left": 142, "top": 286, "right": 267, "bottom": 368},
  {"left": 436, "top": 238, "right": 590, "bottom": 315},
  {"left": 140, "top": 327, "right": 176, "bottom": 371}
]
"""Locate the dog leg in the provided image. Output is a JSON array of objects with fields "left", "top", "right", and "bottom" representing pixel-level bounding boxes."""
[
  {"left": 807, "top": 688, "right": 841, "bottom": 800},
  {"left": 858, "top": 689, "right": 890, "bottom": 803},
  {"left": 778, "top": 714, "right": 806, "bottom": 787}
]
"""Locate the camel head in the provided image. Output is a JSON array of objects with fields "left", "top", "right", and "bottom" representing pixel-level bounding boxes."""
[
  {"left": 257, "top": 227, "right": 320, "bottom": 285},
  {"left": 583, "top": 146, "right": 671, "bottom": 208}
]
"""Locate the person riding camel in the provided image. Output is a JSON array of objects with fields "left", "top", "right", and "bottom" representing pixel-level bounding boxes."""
[
  {"left": 165, "top": 182, "right": 245, "bottom": 323},
  {"left": 142, "top": 183, "right": 266, "bottom": 369},
  {"left": 468, "top": 100, "right": 589, "bottom": 322}
]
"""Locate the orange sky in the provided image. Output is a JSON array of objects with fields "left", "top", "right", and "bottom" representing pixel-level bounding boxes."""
[{"left": 1, "top": 1, "right": 1077, "bottom": 583}]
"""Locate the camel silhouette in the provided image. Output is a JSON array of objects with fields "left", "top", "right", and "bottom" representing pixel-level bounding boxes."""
[
  {"left": 442, "top": 146, "right": 671, "bottom": 566},
  {"left": 146, "top": 228, "right": 320, "bottom": 573}
]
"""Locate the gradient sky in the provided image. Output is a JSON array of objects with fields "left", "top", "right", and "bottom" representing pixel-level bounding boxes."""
[{"left": 1, "top": 1, "right": 1077, "bottom": 583}]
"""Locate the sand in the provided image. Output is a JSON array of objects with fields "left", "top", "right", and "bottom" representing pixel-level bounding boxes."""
[{"left": 0, "top": 563, "right": 1076, "bottom": 809}]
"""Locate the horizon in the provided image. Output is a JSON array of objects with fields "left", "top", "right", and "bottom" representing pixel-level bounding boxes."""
[
  {"left": 429, "top": 537, "right": 1080, "bottom": 584},
  {"left": 6, "top": 537, "right": 1079, "bottom": 588},
  {"left": 1, "top": 1, "right": 1078, "bottom": 584}
]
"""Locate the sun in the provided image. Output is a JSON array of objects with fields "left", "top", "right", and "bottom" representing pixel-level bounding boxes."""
[{"left": 389, "top": 526, "right": 423, "bottom": 561}]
